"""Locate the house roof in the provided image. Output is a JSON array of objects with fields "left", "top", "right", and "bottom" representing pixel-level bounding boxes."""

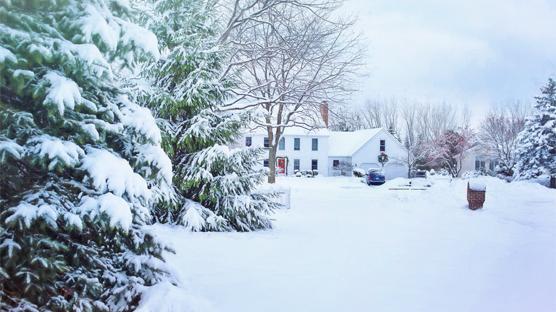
[
  {"left": 465, "top": 144, "right": 498, "bottom": 158},
  {"left": 245, "top": 126, "right": 330, "bottom": 137},
  {"left": 282, "top": 126, "right": 330, "bottom": 136},
  {"left": 328, "top": 128, "right": 383, "bottom": 157}
]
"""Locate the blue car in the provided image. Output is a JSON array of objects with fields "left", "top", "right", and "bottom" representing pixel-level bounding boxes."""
[{"left": 366, "top": 169, "right": 385, "bottom": 185}]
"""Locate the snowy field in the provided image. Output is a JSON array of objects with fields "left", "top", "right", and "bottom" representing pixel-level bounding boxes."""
[{"left": 151, "top": 176, "right": 556, "bottom": 312}]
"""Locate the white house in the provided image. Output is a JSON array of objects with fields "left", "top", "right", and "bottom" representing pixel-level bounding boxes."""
[
  {"left": 459, "top": 146, "right": 500, "bottom": 176},
  {"left": 239, "top": 127, "right": 330, "bottom": 176},
  {"left": 239, "top": 127, "right": 409, "bottom": 179},
  {"left": 328, "top": 128, "right": 408, "bottom": 179}
]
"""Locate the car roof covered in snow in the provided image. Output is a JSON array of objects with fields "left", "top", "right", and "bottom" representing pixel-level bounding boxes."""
[{"left": 328, "top": 128, "right": 383, "bottom": 157}]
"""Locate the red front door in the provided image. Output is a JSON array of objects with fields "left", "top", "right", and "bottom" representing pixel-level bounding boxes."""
[{"left": 277, "top": 158, "right": 286, "bottom": 175}]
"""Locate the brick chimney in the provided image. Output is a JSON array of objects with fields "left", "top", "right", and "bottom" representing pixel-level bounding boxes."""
[{"left": 320, "top": 101, "right": 329, "bottom": 128}]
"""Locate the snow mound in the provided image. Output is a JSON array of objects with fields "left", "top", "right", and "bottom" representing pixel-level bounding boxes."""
[
  {"left": 383, "top": 177, "right": 410, "bottom": 187},
  {"left": 136, "top": 281, "right": 214, "bottom": 312},
  {"left": 468, "top": 179, "right": 487, "bottom": 191},
  {"left": 81, "top": 148, "right": 150, "bottom": 201}
]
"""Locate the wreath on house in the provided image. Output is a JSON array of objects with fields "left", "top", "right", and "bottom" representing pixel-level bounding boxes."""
[{"left": 378, "top": 152, "right": 389, "bottom": 167}]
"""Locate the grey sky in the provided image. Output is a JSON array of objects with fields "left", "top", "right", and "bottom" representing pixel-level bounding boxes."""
[{"left": 343, "top": 0, "right": 556, "bottom": 117}]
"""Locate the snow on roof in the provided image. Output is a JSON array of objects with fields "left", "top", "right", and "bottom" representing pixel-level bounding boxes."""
[
  {"left": 245, "top": 126, "right": 330, "bottom": 137},
  {"left": 283, "top": 126, "right": 329, "bottom": 136},
  {"left": 328, "top": 128, "right": 383, "bottom": 157}
]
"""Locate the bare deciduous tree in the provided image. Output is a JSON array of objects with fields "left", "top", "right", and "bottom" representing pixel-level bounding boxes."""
[
  {"left": 479, "top": 101, "right": 528, "bottom": 176},
  {"left": 400, "top": 101, "right": 471, "bottom": 176},
  {"left": 223, "top": 1, "right": 363, "bottom": 183},
  {"left": 400, "top": 103, "right": 428, "bottom": 177},
  {"left": 217, "top": 0, "right": 338, "bottom": 44},
  {"left": 328, "top": 103, "right": 365, "bottom": 131},
  {"left": 426, "top": 128, "right": 475, "bottom": 177},
  {"left": 359, "top": 98, "right": 401, "bottom": 137}
]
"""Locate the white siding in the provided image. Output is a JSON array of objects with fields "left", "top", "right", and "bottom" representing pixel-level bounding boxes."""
[
  {"left": 328, "top": 156, "right": 352, "bottom": 176},
  {"left": 459, "top": 148, "right": 500, "bottom": 177},
  {"left": 240, "top": 128, "right": 409, "bottom": 179},
  {"left": 460, "top": 150, "right": 476, "bottom": 176},
  {"left": 241, "top": 133, "right": 329, "bottom": 176},
  {"left": 350, "top": 129, "right": 408, "bottom": 179}
]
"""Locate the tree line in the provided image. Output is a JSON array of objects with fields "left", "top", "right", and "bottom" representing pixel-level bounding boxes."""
[{"left": 329, "top": 95, "right": 554, "bottom": 181}]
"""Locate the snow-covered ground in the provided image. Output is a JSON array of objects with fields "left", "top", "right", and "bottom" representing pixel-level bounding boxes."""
[{"left": 151, "top": 176, "right": 556, "bottom": 312}]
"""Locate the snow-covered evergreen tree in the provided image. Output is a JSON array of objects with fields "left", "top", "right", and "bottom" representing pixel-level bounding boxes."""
[
  {"left": 515, "top": 78, "right": 556, "bottom": 179},
  {"left": 0, "top": 1, "right": 174, "bottom": 310},
  {"left": 140, "top": 0, "right": 276, "bottom": 231}
]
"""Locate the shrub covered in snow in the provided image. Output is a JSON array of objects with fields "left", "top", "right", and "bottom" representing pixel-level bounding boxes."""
[
  {"left": 353, "top": 167, "right": 366, "bottom": 177},
  {"left": 0, "top": 1, "right": 173, "bottom": 310}
]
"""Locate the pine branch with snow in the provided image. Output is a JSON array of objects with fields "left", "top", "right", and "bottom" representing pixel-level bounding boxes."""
[
  {"left": 139, "top": 0, "right": 276, "bottom": 231},
  {"left": 0, "top": 1, "right": 174, "bottom": 310}
]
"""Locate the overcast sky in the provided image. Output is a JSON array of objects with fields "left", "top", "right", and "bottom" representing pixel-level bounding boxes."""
[{"left": 342, "top": 0, "right": 556, "bottom": 118}]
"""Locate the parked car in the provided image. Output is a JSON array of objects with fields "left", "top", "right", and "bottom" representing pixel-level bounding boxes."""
[{"left": 366, "top": 169, "right": 385, "bottom": 185}]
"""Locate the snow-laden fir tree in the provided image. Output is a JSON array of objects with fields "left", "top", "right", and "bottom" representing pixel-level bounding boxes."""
[
  {"left": 140, "top": 0, "right": 276, "bottom": 231},
  {"left": 0, "top": 1, "right": 174, "bottom": 310},
  {"left": 515, "top": 78, "right": 556, "bottom": 179}
]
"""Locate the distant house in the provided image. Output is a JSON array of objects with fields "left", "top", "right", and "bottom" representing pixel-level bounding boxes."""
[
  {"left": 459, "top": 146, "right": 500, "bottom": 176},
  {"left": 238, "top": 127, "right": 409, "bottom": 179}
]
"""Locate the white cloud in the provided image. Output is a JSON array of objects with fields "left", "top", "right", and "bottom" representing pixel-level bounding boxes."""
[{"left": 343, "top": 0, "right": 556, "bottom": 118}]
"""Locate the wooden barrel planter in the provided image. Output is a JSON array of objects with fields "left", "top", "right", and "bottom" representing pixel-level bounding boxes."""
[{"left": 467, "top": 182, "right": 486, "bottom": 210}]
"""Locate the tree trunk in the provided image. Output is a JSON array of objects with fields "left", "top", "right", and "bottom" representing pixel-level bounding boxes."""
[
  {"left": 266, "top": 126, "right": 277, "bottom": 184},
  {"left": 267, "top": 145, "right": 277, "bottom": 184},
  {"left": 407, "top": 150, "right": 412, "bottom": 178}
]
